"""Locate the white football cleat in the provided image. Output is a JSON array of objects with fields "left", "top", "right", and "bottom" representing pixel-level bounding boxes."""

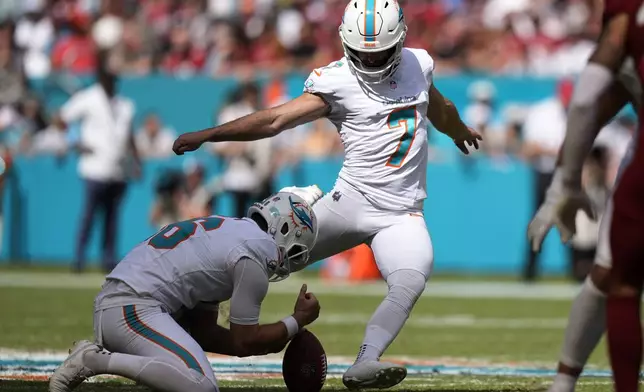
[
  {"left": 342, "top": 360, "right": 407, "bottom": 389},
  {"left": 49, "top": 340, "right": 103, "bottom": 392}
]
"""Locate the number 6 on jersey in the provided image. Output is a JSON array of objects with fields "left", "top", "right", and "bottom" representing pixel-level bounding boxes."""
[{"left": 386, "top": 106, "right": 418, "bottom": 167}]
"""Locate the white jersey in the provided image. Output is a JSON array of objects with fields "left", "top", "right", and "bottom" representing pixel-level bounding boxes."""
[
  {"left": 304, "top": 48, "right": 434, "bottom": 211},
  {"left": 105, "top": 216, "right": 279, "bottom": 314}
]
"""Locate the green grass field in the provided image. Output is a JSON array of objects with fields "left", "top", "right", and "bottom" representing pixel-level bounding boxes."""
[{"left": 0, "top": 270, "right": 618, "bottom": 391}]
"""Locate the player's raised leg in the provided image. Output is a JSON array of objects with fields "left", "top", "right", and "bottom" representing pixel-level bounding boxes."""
[
  {"left": 50, "top": 304, "right": 218, "bottom": 392},
  {"left": 343, "top": 213, "right": 433, "bottom": 389},
  {"left": 300, "top": 184, "right": 370, "bottom": 267}
]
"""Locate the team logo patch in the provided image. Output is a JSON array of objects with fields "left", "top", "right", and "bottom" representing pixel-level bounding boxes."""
[
  {"left": 332, "top": 191, "right": 342, "bottom": 202},
  {"left": 289, "top": 196, "right": 314, "bottom": 232},
  {"left": 390, "top": 80, "right": 398, "bottom": 90}
]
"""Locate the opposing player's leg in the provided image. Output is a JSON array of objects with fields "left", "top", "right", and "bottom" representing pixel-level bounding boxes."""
[
  {"left": 548, "top": 199, "right": 613, "bottom": 392},
  {"left": 50, "top": 304, "right": 218, "bottom": 392},
  {"left": 343, "top": 213, "right": 433, "bottom": 389},
  {"left": 607, "top": 205, "right": 644, "bottom": 392}
]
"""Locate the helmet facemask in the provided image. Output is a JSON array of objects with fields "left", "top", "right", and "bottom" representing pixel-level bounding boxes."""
[{"left": 342, "top": 31, "right": 406, "bottom": 84}]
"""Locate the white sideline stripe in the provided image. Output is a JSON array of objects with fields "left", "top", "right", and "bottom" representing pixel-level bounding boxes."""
[
  {"left": 0, "top": 272, "right": 582, "bottom": 300},
  {"left": 305, "top": 314, "right": 568, "bottom": 329}
]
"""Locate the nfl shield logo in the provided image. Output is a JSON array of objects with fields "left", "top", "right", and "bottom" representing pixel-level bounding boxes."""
[{"left": 390, "top": 80, "right": 397, "bottom": 90}]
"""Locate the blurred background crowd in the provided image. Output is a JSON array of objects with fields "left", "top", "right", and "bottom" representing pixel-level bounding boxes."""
[
  {"left": 0, "top": 0, "right": 606, "bottom": 79},
  {"left": 0, "top": 0, "right": 635, "bottom": 283}
]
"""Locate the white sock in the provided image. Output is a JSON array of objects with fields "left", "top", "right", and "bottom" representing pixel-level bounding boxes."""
[
  {"left": 559, "top": 277, "right": 606, "bottom": 370},
  {"left": 355, "top": 270, "right": 426, "bottom": 364},
  {"left": 548, "top": 373, "right": 577, "bottom": 392},
  {"left": 84, "top": 350, "right": 217, "bottom": 392}
]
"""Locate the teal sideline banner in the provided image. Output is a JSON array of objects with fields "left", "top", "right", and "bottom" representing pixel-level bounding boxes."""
[{"left": 0, "top": 74, "right": 582, "bottom": 274}]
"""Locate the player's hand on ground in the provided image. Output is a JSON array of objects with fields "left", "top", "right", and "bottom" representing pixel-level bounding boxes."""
[
  {"left": 293, "top": 284, "right": 320, "bottom": 327},
  {"left": 173, "top": 132, "right": 206, "bottom": 155},
  {"left": 453, "top": 128, "right": 482, "bottom": 155}
]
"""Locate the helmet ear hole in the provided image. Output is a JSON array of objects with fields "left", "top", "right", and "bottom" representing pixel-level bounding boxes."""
[
  {"left": 288, "top": 245, "right": 306, "bottom": 261},
  {"left": 281, "top": 222, "right": 289, "bottom": 235}
]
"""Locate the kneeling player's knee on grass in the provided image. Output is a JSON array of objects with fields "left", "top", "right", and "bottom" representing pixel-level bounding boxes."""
[{"left": 386, "top": 270, "right": 427, "bottom": 315}]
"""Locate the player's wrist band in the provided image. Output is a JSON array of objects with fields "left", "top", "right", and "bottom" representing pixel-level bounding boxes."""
[{"left": 281, "top": 315, "right": 300, "bottom": 339}]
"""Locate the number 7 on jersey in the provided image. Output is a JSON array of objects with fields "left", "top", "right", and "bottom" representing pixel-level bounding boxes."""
[{"left": 386, "top": 106, "right": 418, "bottom": 167}]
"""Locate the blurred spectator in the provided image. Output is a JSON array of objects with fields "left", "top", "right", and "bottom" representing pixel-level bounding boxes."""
[
  {"left": 464, "top": 80, "right": 499, "bottom": 154},
  {"left": 0, "top": 105, "right": 20, "bottom": 150},
  {"left": 14, "top": 0, "right": 54, "bottom": 78},
  {"left": 0, "top": 0, "right": 604, "bottom": 78},
  {"left": 149, "top": 159, "right": 214, "bottom": 228},
  {"left": 179, "top": 158, "right": 214, "bottom": 219},
  {"left": 0, "top": 21, "right": 25, "bottom": 106},
  {"left": 499, "top": 104, "right": 528, "bottom": 158},
  {"left": 213, "top": 82, "right": 272, "bottom": 217},
  {"left": 13, "top": 94, "right": 49, "bottom": 153},
  {"left": 135, "top": 112, "right": 175, "bottom": 159},
  {"left": 54, "top": 53, "right": 140, "bottom": 273},
  {"left": 30, "top": 123, "right": 69, "bottom": 155},
  {"left": 160, "top": 22, "right": 207, "bottom": 77},
  {"left": 50, "top": 13, "right": 96, "bottom": 74},
  {"left": 520, "top": 79, "right": 572, "bottom": 282},
  {"left": 109, "top": 16, "right": 155, "bottom": 75},
  {"left": 150, "top": 167, "right": 184, "bottom": 229}
]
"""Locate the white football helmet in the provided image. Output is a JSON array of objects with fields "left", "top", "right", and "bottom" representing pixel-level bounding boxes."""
[
  {"left": 247, "top": 192, "right": 318, "bottom": 282},
  {"left": 339, "top": 0, "right": 407, "bottom": 84}
]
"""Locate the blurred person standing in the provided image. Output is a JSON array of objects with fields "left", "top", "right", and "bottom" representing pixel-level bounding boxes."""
[
  {"left": 54, "top": 52, "right": 141, "bottom": 273},
  {"left": 464, "top": 80, "right": 501, "bottom": 156},
  {"left": 212, "top": 83, "right": 272, "bottom": 217},
  {"left": 135, "top": 112, "right": 175, "bottom": 159},
  {"left": 520, "top": 79, "right": 573, "bottom": 282}
]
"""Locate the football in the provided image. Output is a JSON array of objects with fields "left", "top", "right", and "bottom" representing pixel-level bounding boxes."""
[{"left": 282, "top": 330, "right": 327, "bottom": 392}]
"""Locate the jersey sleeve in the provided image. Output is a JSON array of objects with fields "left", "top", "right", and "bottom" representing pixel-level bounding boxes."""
[
  {"left": 303, "top": 63, "right": 343, "bottom": 113},
  {"left": 229, "top": 257, "right": 269, "bottom": 326},
  {"left": 406, "top": 48, "right": 435, "bottom": 86}
]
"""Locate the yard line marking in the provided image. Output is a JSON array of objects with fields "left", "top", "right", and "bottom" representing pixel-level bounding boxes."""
[
  {"left": 0, "top": 272, "right": 582, "bottom": 300},
  {"left": 0, "top": 351, "right": 629, "bottom": 380}
]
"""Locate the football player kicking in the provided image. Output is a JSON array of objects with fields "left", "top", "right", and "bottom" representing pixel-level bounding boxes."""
[
  {"left": 173, "top": 0, "right": 481, "bottom": 389},
  {"left": 49, "top": 191, "right": 321, "bottom": 392},
  {"left": 526, "top": 1, "right": 644, "bottom": 391}
]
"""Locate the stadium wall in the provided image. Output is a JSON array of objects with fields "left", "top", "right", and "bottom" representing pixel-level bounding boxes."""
[{"left": 0, "top": 74, "right": 574, "bottom": 274}]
